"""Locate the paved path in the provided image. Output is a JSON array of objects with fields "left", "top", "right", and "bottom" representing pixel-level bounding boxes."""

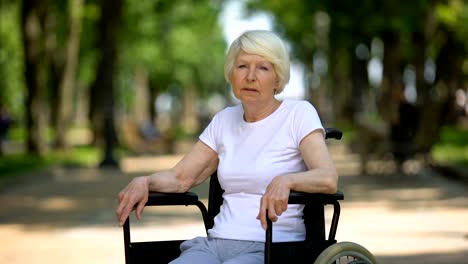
[{"left": 0, "top": 145, "right": 467, "bottom": 264}]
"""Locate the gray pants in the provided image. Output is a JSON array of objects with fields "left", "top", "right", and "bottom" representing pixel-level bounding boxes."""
[{"left": 169, "top": 236, "right": 264, "bottom": 264}]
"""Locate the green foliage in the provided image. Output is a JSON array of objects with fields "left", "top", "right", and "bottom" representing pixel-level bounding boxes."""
[
  {"left": 8, "top": 125, "right": 55, "bottom": 143},
  {"left": 118, "top": 0, "right": 227, "bottom": 110},
  {"left": 437, "top": 125, "right": 468, "bottom": 147},
  {"left": 77, "top": 1, "right": 100, "bottom": 89},
  {"left": 0, "top": 1, "right": 25, "bottom": 117},
  {"left": 172, "top": 125, "right": 197, "bottom": 140},
  {"left": 8, "top": 126, "right": 26, "bottom": 142},
  {"left": 436, "top": 0, "right": 468, "bottom": 48},
  {"left": 0, "top": 146, "right": 100, "bottom": 179},
  {"left": 246, "top": 0, "right": 468, "bottom": 159},
  {"left": 432, "top": 125, "right": 468, "bottom": 166},
  {"left": 247, "top": 0, "right": 318, "bottom": 61},
  {"left": 248, "top": 0, "right": 441, "bottom": 63},
  {"left": 0, "top": 154, "right": 50, "bottom": 179}
]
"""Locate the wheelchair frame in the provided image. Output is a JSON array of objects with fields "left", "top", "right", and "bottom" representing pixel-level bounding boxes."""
[{"left": 122, "top": 128, "right": 375, "bottom": 263}]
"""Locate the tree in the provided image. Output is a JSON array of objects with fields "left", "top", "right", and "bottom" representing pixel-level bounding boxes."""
[
  {"left": 52, "top": 0, "right": 84, "bottom": 149},
  {"left": 0, "top": 0, "right": 25, "bottom": 118},
  {"left": 118, "top": 0, "right": 226, "bottom": 152},
  {"left": 89, "top": 0, "right": 123, "bottom": 166},
  {"left": 21, "top": 0, "right": 51, "bottom": 156},
  {"left": 246, "top": 0, "right": 468, "bottom": 169},
  {"left": 415, "top": 0, "right": 468, "bottom": 152}
]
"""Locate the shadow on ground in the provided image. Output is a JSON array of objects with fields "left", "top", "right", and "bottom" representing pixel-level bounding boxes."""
[
  {"left": 376, "top": 250, "right": 468, "bottom": 264},
  {"left": 1, "top": 144, "right": 467, "bottom": 264},
  {"left": 0, "top": 166, "right": 211, "bottom": 230},
  {"left": 0, "top": 163, "right": 466, "bottom": 231},
  {"left": 339, "top": 169, "right": 468, "bottom": 211}
]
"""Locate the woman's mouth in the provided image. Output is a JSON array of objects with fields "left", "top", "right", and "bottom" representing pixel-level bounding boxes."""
[{"left": 242, "top": 88, "right": 258, "bottom": 93}]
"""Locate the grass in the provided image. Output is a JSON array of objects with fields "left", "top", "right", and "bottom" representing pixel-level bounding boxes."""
[
  {"left": 0, "top": 146, "right": 100, "bottom": 180},
  {"left": 0, "top": 125, "right": 128, "bottom": 179},
  {"left": 432, "top": 125, "right": 468, "bottom": 166},
  {"left": 0, "top": 154, "right": 51, "bottom": 177}
]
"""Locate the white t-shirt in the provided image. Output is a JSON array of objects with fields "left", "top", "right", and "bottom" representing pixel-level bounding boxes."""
[{"left": 199, "top": 99, "right": 324, "bottom": 242}]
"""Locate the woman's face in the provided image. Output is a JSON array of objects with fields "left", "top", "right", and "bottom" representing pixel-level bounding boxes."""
[{"left": 230, "top": 51, "right": 279, "bottom": 105}]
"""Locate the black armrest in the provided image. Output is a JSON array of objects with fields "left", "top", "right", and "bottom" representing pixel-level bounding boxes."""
[
  {"left": 325, "top": 128, "right": 343, "bottom": 140},
  {"left": 144, "top": 191, "right": 213, "bottom": 230},
  {"left": 145, "top": 192, "right": 200, "bottom": 206},
  {"left": 124, "top": 191, "right": 212, "bottom": 247},
  {"left": 266, "top": 191, "right": 344, "bottom": 263},
  {"left": 288, "top": 191, "right": 344, "bottom": 205},
  {"left": 145, "top": 191, "right": 344, "bottom": 206}
]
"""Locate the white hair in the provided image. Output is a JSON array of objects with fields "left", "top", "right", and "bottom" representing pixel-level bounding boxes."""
[{"left": 224, "top": 30, "right": 290, "bottom": 93}]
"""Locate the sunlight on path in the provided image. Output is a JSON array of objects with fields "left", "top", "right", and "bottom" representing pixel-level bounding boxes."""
[{"left": 1, "top": 149, "right": 467, "bottom": 263}]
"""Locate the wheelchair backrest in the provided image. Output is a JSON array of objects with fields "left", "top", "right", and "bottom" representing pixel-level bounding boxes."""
[{"left": 207, "top": 172, "right": 223, "bottom": 228}]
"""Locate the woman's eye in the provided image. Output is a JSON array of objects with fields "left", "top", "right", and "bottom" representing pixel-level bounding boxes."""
[
  {"left": 237, "top": 64, "right": 246, "bottom": 68},
  {"left": 260, "top": 66, "right": 269, "bottom": 71}
]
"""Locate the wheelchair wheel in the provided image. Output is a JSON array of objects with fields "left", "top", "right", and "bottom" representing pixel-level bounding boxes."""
[{"left": 313, "top": 241, "right": 377, "bottom": 264}]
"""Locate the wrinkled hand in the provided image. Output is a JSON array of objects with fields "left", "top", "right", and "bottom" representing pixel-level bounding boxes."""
[
  {"left": 116, "top": 176, "right": 150, "bottom": 226},
  {"left": 257, "top": 176, "right": 291, "bottom": 229}
]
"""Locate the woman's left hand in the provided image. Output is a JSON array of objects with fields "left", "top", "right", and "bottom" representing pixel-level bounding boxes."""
[{"left": 257, "top": 176, "right": 291, "bottom": 229}]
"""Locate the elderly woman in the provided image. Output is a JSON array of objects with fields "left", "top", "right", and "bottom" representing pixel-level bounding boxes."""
[{"left": 116, "top": 30, "right": 338, "bottom": 264}]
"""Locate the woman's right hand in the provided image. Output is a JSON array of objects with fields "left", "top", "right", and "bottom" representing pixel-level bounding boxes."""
[{"left": 115, "top": 176, "right": 150, "bottom": 226}]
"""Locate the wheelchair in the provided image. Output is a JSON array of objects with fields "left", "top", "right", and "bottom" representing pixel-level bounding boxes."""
[{"left": 122, "top": 128, "right": 377, "bottom": 264}]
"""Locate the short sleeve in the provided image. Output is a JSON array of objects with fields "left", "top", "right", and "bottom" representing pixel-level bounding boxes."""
[
  {"left": 199, "top": 112, "right": 220, "bottom": 153},
  {"left": 292, "top": 101, "right": 324, "bottom": 147}
]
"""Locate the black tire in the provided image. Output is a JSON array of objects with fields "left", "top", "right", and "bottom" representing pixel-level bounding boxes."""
[{"left": 313, "top": 242, "right": 377, "bottom": 264}]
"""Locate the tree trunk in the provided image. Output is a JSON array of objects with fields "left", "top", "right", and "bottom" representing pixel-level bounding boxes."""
[
  {"left": 330, "top": 46, "right": 353, "bottom": 123},
  {"left": 21, "top": 0, "right": 50, "bottom": 156},
  {"left": 46, "top": 9, "right": 60, "bottom": 131},
  {"left": 89, "top": 0, "right": 123, "bottom": 167},
  {"left": 411, "top": 28, "right": 432, "bottom": 158},
  {"left": 350, "top": 41, "right": 370, "bottom": 116},
  {"left": 148, "top": 82, "right": 159, "bottom": 124},
  {"left": 54, "top": 0, "right": 84, "bottom": 149},
  {"left": 378, "top": 30, "right": 402, "bottom": 124},
  {"left": 180, "top": 86, "right": 199, "bottom": 136},
  {"left": 416, "top": 27, "right": 464, "bottom": 153},
  {"left": 133, "top": 66, "right": 150, "bottom": 126},
  {"left": 171, "top": 85, "right": 199, "bottom": 154}
]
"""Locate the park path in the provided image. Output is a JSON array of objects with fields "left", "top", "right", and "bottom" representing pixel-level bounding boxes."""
[{"left": 0, "top": 143, "right": 467, "bottom": 264}]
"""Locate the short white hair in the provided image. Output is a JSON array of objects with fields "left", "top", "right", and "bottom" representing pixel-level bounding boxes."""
[{"left": 224, "top": 30, "right": 290, "bottom": 93}]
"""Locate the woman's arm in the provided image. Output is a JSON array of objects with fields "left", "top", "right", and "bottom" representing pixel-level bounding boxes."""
[
  {"left": 147, "top": 140, "right": 219, "bottom": 193},
  {"left": 287, "top": 129, "right": 338, "bottom": 194},
  {"left": 257, "top": 129, "right": 338, "bottom": 229},
  {"left": 116, "top": 140, "right": 218, "bottom": 226}
]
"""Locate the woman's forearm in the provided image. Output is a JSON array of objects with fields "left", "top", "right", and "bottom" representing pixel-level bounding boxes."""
[
  {"left": 145, "top": 169, "right": 191, "bottom": 193},
  {"left": 286, "top": 168, "right": 338, "bottom": 194},
  {"left": 145, "top": 140, "right": 217, "bottom": 193}
]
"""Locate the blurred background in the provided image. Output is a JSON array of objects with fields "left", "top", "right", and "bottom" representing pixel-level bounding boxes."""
[
  {"left": 1, "top": 0, "right": 467, "bottom": 172},
  {"left": 0, "top": 0, "right": 467, "bottom": 263},
  {"left": 0, "top": 0, "right": 467, "bottom": 172}
]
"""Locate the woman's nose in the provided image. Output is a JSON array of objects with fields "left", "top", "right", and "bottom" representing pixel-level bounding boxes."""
[{"left": 247, "top": 68, "right": 256, "bottom": 81}]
